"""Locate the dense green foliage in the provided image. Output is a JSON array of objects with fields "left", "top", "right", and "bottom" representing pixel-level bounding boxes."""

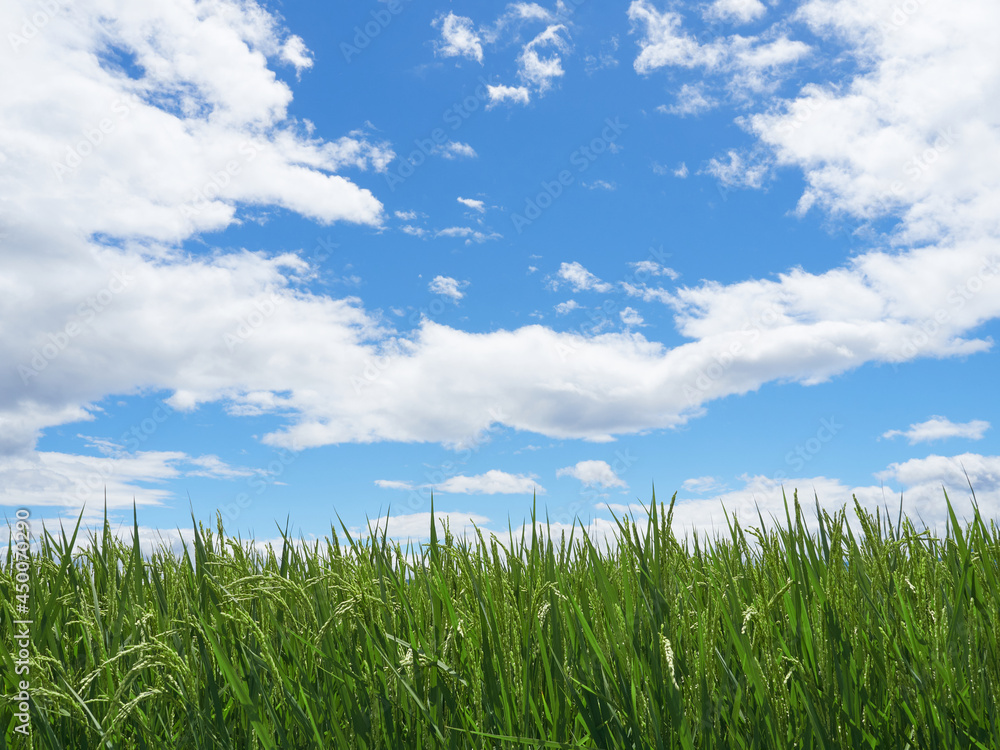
[{"left": 2, "top": 490, "right": 999, "bottom": 748}]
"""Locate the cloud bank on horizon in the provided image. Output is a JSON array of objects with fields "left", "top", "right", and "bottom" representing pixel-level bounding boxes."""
[{"left": 2, "top": 0, "right": 998, "bottom": 544}]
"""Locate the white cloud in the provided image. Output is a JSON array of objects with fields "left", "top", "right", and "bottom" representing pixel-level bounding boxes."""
[
  {"left": 518, "top": 24, "right": 571, "bottom": 91},
  {"left": 2, "top": 2, "right": 389, "bottom": 241},
  {"left": 395, "top": 210, "right": 419, "bottom": 220},
  {"left": 673, "top": 162, "right": 689, "bottom": 178},
  {"left": 883, "top": 416, "right": 990, "bottom": 444},
  {"left": 704, "top": 149, "right": 772, "bottom": 189},
  {"left": 552, "top": 262, "right": 614, "bottom": 293},
  {"left": 705, "top": 0, "right": 767, "bottom": 24},
  {"left": 280, "top": 35, "right": 313, "bottom": 74},
  {"left": 620, "top": 307, "right": 645, "bottom": 327},
  {"left": 435, "top": 141, "right": 478, "bottom": 159},
  {"left": 401, "top": 225, "right": 427, "bottom": 237},
  {"left": 628, "top": 0, "right": 809, "bottom": 93},
  {"left": 630, "top": 260, "right": 679, "bottom": 280},
  {"left": 555, "top": 300, "right": 580, "bottom": 315},
  {"left": 435, "top": 470, "right": 543, "bottom": 495},
  {"left": 487, "top": 84, "right": 532, "bottom": 108},
  {"left": 428, "top": 276, "right": 469, "bottom": 301},
  {"left": 434, "top": 12, "right": 484, "bottom": 63},
  {"left": 557, "top": 460, "right": 628, "bottom": 488},
  {"left": 0, "top": 443, "right": 249, "bottom": 512},
  {"left": 452, "top": 8, "right": 577, "bottom": 108},
  {"left": 457, "top": 196, "right": 486, "bottom": 212},
  {"left": 434, "top": 227, "right": 501, "bottom": 243},
  {"left": 659, "top": 83, "right": 718, "bottom": 116}
]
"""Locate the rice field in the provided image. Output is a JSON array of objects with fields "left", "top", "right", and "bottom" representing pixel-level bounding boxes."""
[{"left": 2, "top": 490, "right": 999, "bottom": 749}]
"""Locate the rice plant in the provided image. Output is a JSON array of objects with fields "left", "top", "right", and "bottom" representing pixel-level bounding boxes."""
[{"left": 2, "top": 489, "right": 998, "bottom": 748}]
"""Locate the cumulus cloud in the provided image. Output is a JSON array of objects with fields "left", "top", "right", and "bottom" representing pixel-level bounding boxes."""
[
  {"left": 280, "top": 35, "right": 313, "bottom": 74},
  {"left": 629, "top": 260, "right": 679, "bottom": 280},
  {"left": 704, "top": 149, "right": 773, "bottom": 189},
  {"left": 487, "top": 84, "right": 532, "bottom": 108},
  {"left": 434, "top": 227, "right": 501, "bottom": 243},
  {"left": 287, "top": 454, "right": 1000, "bottom": 544},
  {"left": 555, "top": 300, "right": 580, "bottom": 315},
  {"left": 457, "top": 197, "right": 486, "bottom": 212},
  {"left": 658, "top": 83, "right": 718, "bottom": 117},
  {"left": 435, "top": 141, "right": 478, "bottom": 159},
  {"left": 2, "top": 2, "right": 389, "bottom": 243},
  {"left": 436, "top": 470, "right": 543, "bottom": 495},
  {"left": 434, "top": 12, "right": 484, "bottom": 63},
  {"left": 519, "top": 24, "right": 571, "bottom": 91},
  {"left": 551, "top": 262, "right": 614, "bottom": 293},
  {"left": 7, "top": 0, "right": 1000, "bottom": 532},
  {"left": 428, "top": 276, "right": 469, "bottom": 301},
  {"left": 620, "top": 307, "right": 645, "bottom": 327},
  {"left": 601, "top": 451, "right": 1000, "bottom": 543},
  {"left": 478, "top": 12, "right": 577, "bottom": 108},
  {"left": 705, "top": 0, "right": 767, "bottom": 24},
  {"left": 883, "top": 417, "right": 990, "bottom": 444},
  {"left": 628, "top": 0, "right": 809, "bottom": 94},
  {"left": 557, "top": 460, "right": 628, "bottom": 489}
]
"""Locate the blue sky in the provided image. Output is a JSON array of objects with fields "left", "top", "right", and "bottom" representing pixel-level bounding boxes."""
[{"left": 3, "top": 0, "right": 999, "bottom": 550}]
